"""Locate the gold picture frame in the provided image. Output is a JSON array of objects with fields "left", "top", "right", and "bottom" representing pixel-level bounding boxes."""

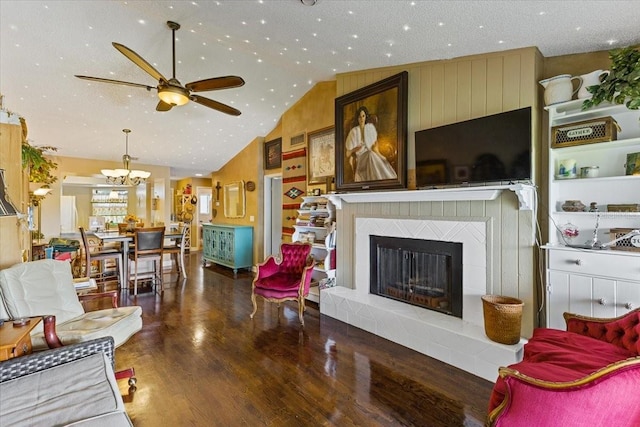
[
  {"left": 307, "top": 126, "right": 335, "bottom": 184},
  {"left": 335, "top": 71, "right": 408, "bottom": 191}
]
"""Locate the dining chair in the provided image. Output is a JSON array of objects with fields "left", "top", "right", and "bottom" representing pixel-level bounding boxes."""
[
  {"left": 79, "top": 227, "right": 124, "bottom": 290},
  {"left": 163, "top": 225, "right": 189, "bottom": 279},
  {"left": 128, "top": 227, "right": 165, "bottom": 295}
]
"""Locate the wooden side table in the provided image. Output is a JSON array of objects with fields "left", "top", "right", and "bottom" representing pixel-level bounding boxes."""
[{"left": 0, "top": 317, "right": 42, "bottom": 361}]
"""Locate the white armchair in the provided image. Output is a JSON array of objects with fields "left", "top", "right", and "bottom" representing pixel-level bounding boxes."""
[{"left": 0, "top": 259, "right": 142, "bottom": 385}]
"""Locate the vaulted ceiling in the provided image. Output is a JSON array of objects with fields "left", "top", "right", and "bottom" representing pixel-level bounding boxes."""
[{"left": 1, "top": 1, "right": 639, "bottom": 178}]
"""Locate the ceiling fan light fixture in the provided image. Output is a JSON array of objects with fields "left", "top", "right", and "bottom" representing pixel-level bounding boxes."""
[{"left": 158, "top": 85, "right": 190, "bottom": 106}]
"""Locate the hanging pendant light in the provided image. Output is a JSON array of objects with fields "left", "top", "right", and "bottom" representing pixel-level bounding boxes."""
[{"left": 101, "top": 129, "right": 151, "bottom": 186}]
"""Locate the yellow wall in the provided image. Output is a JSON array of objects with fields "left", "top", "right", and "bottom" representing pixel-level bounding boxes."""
[{"left": 210, "top": 137, "right": 262, "bottom": 264}]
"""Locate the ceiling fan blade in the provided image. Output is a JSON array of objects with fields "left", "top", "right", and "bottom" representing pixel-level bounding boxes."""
[
  {"left": 185, "top": 76, "right": 245, "bottom": 93},
  {"left": 191, "top": 95, "right": 241, "bottom": 116},
  {"left": 75, "top": 75, "right": 156, "bottom": 90},
  {"left": 156, "top": 100, "right": 173, "bottom": 112},
  {"left": 112, "top": 42, "right": 168, "bottom": 85}
]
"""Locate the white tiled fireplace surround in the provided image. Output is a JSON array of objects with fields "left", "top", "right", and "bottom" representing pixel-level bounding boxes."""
[{"left": 322, "top": 187, "right": 531, "bottom": 382}]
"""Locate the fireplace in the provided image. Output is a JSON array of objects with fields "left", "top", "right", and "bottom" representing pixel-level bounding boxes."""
[
  {"left": 370, "top": 235, "right": 462, "bottom": 318},
  {"left": 321, "top": 189, "right": 533, "bottom": 381}
]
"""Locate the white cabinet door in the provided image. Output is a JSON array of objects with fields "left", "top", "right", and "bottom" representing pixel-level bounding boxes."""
[
  {"left": 617, "top": 280, "right": 640, "bottom": 316},
  {"left": 591, "top": 277, "right": 617, "bottom": 319},
  {"left": 547, "top": 270, "right": 570, "bottom": 329}
]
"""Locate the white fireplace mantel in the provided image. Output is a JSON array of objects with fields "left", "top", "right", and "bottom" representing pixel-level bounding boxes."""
[{"left": 328, "top": 183, "right": 535, "bottom": 211}]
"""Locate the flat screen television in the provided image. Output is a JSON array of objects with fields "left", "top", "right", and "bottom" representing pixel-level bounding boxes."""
[{"left": 414, "top": 107, "right": 531, "bottom": 188}]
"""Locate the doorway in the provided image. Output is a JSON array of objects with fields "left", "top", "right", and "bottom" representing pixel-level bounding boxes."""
[{"left": 263, "top": 174, "right": 282, "bottom": 257}]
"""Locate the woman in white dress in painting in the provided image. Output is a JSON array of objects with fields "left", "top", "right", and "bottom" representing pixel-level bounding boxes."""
[{"left": 345, "top": 106, "right": 397, "bottom": 182}]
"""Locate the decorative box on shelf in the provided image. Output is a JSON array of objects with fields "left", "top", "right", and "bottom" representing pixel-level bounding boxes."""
[
  {"left": 609, "top": 228, "right": 640, "bottom": 252},
  {"left": 551, "top": 116, "right": 618, "bottom": 148}
]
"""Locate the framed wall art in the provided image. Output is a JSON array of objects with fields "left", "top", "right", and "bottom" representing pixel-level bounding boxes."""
[
  {"left": 264, "top": 138, "right": 282, "bottom": 170},
  {"left": 335, "top": 71, "right": 408, "bottom": 192},
  {"left": 307, "top": 126, "right": 335, "bottom": 184}
]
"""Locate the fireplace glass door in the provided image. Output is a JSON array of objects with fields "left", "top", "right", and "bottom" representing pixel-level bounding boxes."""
[{"left": 370, "top": 235, "right": 462, "bottom": 318}]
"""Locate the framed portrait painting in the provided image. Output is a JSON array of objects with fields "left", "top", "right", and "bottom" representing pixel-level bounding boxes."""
[
  {"left": 335, "top": 71, "right": 408, "bottom": 192},
  {"left": 307, "top": 126, "right": 335, "bottom": 184},
  {"left": 264, "top": 138, "right": 282, "bottom": 170}
]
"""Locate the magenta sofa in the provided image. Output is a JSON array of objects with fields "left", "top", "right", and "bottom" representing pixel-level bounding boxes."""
[{"left": 487, "top": 308, "right": 640, "bottom": 426}]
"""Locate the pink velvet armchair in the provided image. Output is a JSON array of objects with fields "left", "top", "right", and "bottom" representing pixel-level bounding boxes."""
[
  {"left": 250, "top": 242, "right": 314, "bottom": 326},
  {"left": 488, "top": 308, "right": 640, "bottom": 426}
]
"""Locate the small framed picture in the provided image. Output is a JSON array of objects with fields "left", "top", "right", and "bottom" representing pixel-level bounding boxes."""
[{"left": 264, "top": 138, "right": 282, "bottom": 170}]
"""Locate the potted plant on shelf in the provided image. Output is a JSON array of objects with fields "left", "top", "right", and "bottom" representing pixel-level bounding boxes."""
[{"left": 582, "top": 46, "right": 640, "bottom": 111}]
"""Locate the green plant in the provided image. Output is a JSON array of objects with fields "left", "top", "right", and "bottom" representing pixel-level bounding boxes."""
[
  {"left": 21, "top": 142, "right": 58, "bottom": 184},
  {"left": 582, "top": 46, "right": 640, "bottom": 111}
]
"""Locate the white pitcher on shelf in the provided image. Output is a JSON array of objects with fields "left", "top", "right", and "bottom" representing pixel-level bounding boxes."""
[
  {"left": 539, "top": 74, "right": 582, "bottom": 106},
  {"left": 577, "top": 69, "right": 610, "bottom": 99}
]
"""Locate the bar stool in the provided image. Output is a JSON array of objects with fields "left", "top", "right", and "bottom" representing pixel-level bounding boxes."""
[{"left": 79, "top": 227, "right": 124, "bottom": 289}]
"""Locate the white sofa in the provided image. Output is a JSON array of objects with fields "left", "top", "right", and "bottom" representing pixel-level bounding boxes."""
[
  {"left": 0, "top": 259, "right": 142, "bottom": 350},
  {"left": 0, "top": 336, "right": 133, "bottom": 426}
]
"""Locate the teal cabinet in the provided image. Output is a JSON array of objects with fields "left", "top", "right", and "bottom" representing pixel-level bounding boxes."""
[{"left": 202, "top": 224, "right": 253, "bottom": 275}]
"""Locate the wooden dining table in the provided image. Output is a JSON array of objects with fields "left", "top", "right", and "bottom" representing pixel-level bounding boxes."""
[{"left": 92, "top": 229, "right": 185, "bottom": 286}]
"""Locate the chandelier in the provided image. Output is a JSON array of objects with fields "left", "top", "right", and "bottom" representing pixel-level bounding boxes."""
[{"left": 101, "top": 129, "right": 151, "bottom": 186}]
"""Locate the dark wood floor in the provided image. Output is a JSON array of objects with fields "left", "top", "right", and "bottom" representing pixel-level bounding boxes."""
[{"left": 112, "top": 252, "right": 494, "bottom": 426}]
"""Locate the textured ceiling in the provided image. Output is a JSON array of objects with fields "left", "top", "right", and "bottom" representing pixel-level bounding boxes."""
[{"left": 1, "top": 1, "right": 639, "bottom": 179}]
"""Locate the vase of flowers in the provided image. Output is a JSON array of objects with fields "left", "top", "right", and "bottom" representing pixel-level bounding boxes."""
[{"left": 124, "top": 214, "right": 140, "bottom": 232}]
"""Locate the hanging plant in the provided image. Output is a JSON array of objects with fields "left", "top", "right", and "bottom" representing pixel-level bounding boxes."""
[
  {"left": 582, "top": 46, "right": 640, "bottom": 111},
  {"left": 22, "top": 142, "right": 58, "bottom": 184},
  {"left": 19, "top": 117, "right": 58, "bottom": 184}
]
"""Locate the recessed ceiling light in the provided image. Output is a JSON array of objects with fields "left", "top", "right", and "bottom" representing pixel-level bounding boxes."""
[
  {"left": 403, "top": 24, "right": 410, "bottom": 31},
  {"left": 498, "top": 40, "right": 505, "bottom": 44},
  {"left": 195, "top": 173, "right": 203, "bottom": 177},
  {"left": 438, "top": 22, "right": 444, "bottom": 27}
]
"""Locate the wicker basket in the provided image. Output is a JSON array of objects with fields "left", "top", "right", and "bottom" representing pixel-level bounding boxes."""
[{"left": 481, "top": 295, "right": 524, "bottom": 345}]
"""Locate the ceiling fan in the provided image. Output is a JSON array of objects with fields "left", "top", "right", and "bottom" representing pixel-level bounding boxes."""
[{"left": 75, "top": 21, "right": 244, "bottom": 116}]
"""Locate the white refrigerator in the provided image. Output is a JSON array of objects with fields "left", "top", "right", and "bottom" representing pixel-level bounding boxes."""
[{"left": 60, "top": 195, "right": 78, "bottom": 234}]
